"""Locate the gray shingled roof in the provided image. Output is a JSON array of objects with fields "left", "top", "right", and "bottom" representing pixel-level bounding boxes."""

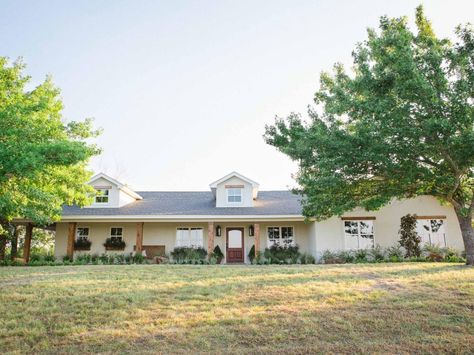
[{"left": 62, "top": 191, "right": 303, "bottom": 216}]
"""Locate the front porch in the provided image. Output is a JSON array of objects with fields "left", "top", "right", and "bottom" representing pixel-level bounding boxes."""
[{"left": 57, "top": 220, "right": 312, "bottom": 264}]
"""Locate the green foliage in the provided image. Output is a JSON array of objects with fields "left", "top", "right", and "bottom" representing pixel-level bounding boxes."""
[
  {"left": 264, "top": 6, "right": 474, "bottom": 264},
  {"left": 210, "top": 245, "right": 224, "bottom": 263},
  {"left": 74, "top": 238, "right": 91, "bottom": 250},
  {"left": 399, "top": 214, "right": 421, "bottom": 257},
  {"left": 299, "top": 252, "right": 316, "bottom": 264},
  {"left": 353, "top": 249, "right": 369, "bottom": 263},
  {"left": 263, "top": 244, "right": 300, "bottom": 264},
  {"left": 386, "top": 245, "right": 405, "bottom": 262},
  {"left": 369, "top": 245, "right": 386, "bottom": 262},
  {"left": 248, "top": 245, "right": 255, "bottom": 263},
  {"left": 170, "top": 247, "right": 207, "bottom": 264},
  {"left": 0, "top": 57, "right": 101, "bottom": 237},
  {"left": 103, "top": 238, "right": 126, "bottom": 250}
]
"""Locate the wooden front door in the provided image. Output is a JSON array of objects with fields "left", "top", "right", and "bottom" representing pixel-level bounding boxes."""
[{"left": 226, "top": 228, "right": 244, "bottom": 263}]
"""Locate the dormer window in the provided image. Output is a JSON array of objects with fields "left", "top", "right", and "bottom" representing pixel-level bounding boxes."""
[
  {"left": 95, "top": 188, "right": 109, "bottom": 203},
  {"left": 227, "top": 187, "right": 242, "bottom": 203}
]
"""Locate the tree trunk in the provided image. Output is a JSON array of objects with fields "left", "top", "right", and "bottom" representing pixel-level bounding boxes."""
[
  {"left": 455, "top": 210, "right": 474, "bottom": 266},
  {"left": 10, "top": 225, "right": 18, "bottom": 258},
  {"left": 0, "top": 235, "right": 5, "bottom": 261}
]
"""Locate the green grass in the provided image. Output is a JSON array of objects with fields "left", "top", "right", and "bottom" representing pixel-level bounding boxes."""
[{"left": 0, "top": 263, "right": 473, "bottom": 354}]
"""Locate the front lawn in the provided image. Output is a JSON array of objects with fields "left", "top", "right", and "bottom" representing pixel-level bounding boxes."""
[{"left": 0, "top": 263, "right": 473, "bottom": 353}]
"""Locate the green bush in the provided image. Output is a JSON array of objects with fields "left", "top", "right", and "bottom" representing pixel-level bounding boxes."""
[
  {"left": 132, "top": 252, "right": 146, "bottom": 264},
  {"left": 210, "top": 245, "right": 224, "bottom": 264},
  {"left": 300, "top": 252, "right": 316, "bottom": 264},
  {"left": 171, "top": 247, "right": 207, "bottom": 263},
  {"left": 338, "top": 250, "right": 355, "bottom": 263},
  {"left": 263, "top": 244, "right": 300, "bottom": 264},
  {"left": 321, "top": 250, "right": 343, "bottom": 264},
  {"left": 248, "top": 245, "right": 255, "bottom": 263},
  {"left": 74, "top": 238, "right": 91, "bottom": 250},
  {"left": 103, "top": 238, "right": 126, "bottom": 250},
  {"left": 353, "top": 249, "right": 368, "bottom": 263},
  {"left": 386, "top": 245, "right": 404, "bottom": 261},
  {"left": 369, "top": 245, "right": 385, "bottom": 262}
]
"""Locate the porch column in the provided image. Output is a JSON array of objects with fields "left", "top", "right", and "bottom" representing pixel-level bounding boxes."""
[
  {"left": 254, "top": 223, "right": 260, "bottom": 259},
  {"left": 207, "top": 221, "right": 215, "bottom": 256},
  {"left": 23, "top": 223, "right": 33, "bottom": 263},
  {"left": 136, "top": 222, "right": 144, "bottom": 252},
  {"left": 66, "top": 222, "right": 76, "bottom": 260}
]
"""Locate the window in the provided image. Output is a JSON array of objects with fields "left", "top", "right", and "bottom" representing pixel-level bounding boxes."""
[
  {"left": 176, "top": 227, "right": 204, "bottom": 247},
  {"left": 416, "top": 219, "right": 446, "bottom": 246},
  {"left": 76, "top": 227, "right": 89, "bottom": 241},
  {"left": 227, "top": 188, "right": 242, "bottom": 203},
  {"left": 95, "top": 189, "right": 109, "bottom": 203},
  {"left": 110, "top": 227, "right": 123, "bottom": 242},
  {"left": 267, "top": 226, "right": 294, "bottom": 246},
  {"left": 344, "top": 220, "right": 374, "bottom": 249}
]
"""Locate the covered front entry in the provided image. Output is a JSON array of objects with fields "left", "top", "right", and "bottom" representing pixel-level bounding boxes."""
[{"left": 226, "top": 227, "right": 244, "bottom": 263}]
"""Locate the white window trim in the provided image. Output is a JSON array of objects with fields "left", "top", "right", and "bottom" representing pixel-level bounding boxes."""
[
  {"left": 76, "top": 226, "right": 90, "bottom": 240},
  {"left": 226, "top": 188, "right": 243, "bottom": 204},
  {"left": 267, "top": 226, "right": 295, "bottom": 247},
  {"left": 175, "top": 227, "right": 204, "bottom": 248},
  {"left": 95, "top": 188, "right": 110, "bottom": 204},
  {"left": 110, "top": 226, "right": 124, "bottom": 241},
  {"left": 343, "top": 220, "right": 375, "bottom": 250}
]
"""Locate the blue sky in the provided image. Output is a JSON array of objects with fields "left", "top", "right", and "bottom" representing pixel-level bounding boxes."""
[{"left": 1, "top": 0, "right": 473, "bottom": 191}]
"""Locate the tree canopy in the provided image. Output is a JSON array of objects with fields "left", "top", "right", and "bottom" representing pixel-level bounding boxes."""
[
  {"left": 0, "top": 57, "right": 101, "bottom": 228},
  {"left": 264, "top": 7, "right": 474, "bottom": 264}
]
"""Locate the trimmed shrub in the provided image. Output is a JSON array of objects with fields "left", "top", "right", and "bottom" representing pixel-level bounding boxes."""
[
  {"left": 171, "top": 247, "right": 207, "bottom": 264},
  {"left": 263, "top": 244, "right": 300, "bottom": 264},
  {"left": 248, "top": 245, "right": 256, "bottom": 263},
  {"left": 210, "top": 245, "right": 224, "bottom": 264}
]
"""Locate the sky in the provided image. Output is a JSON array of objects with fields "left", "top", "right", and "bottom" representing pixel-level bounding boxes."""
[{"left": 1, "top": 0, "right": 473, "bottom": 191}]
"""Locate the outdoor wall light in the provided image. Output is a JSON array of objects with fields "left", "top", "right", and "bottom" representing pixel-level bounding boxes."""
[
  {"left": 216, "top": 225, "right": 222, "bottom": 237},
  {"left": 248, "top": 224, "right": 254, "bottom": 237}
]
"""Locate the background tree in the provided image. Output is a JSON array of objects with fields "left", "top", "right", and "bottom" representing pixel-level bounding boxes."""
[
  {"left": 0, "top": 57, "right": 101, "bottom": 258},
  {"left": 399, "top": 214, "right": 421, "bottom": 258},
  {"left": 264, "top": 7, "right": 474, "bottom": 265}
]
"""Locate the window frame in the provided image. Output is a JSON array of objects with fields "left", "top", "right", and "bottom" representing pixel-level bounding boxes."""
[
  {"left": 175, "top": 227, "right": 204, "bottom": 248},
  {"left": 95, "top": 188, "right": 110, "bottom": 204},
  {"left": 110, "top": 226, "right": 123, "bottom": 242},
  {"left": 416, "top": 218, "right": 447, "bottom": 246},
  {"left": 267, "top": 226, "right": 295, "bottom": 247},
  {"left": 226, "top": 187, "right": 242, "bottom": 204},
  {"left": 343, "top": 220, "right": 375, "bottom": 250},
  {"left": 76, "top": 227, "right": 90, "bottom": 241}
]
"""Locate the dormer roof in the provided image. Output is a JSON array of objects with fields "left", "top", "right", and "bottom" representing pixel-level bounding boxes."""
[
  {"left": 209, "top": 171, "right": 259, "bottom": 200},
  {"left": 89, "top": 173, "right": 143, "bottom": 200},
  {"left": 209, "top": 171, "right": 259, "bottom": 189}
]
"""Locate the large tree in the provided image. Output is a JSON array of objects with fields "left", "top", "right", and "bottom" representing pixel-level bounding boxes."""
[
  {"left": 0, "top": 57, "right": 101, "bottom": 256},
  {"left": 264, "top": 7, "right": 474, "bottom": 265}
]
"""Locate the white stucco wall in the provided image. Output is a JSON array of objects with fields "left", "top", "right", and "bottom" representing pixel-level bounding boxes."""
[{"left": 314, "top": 195, "right": 463, "bottom": 258}]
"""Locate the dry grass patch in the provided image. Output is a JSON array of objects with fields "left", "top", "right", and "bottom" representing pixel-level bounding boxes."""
[{"left": 0, "top": 263, "right": 473, "bottom": 354}]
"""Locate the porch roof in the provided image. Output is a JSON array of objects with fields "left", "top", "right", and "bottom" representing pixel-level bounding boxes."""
[{"left": 62, "top": 190, "right": 303, "bottom": 217}]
